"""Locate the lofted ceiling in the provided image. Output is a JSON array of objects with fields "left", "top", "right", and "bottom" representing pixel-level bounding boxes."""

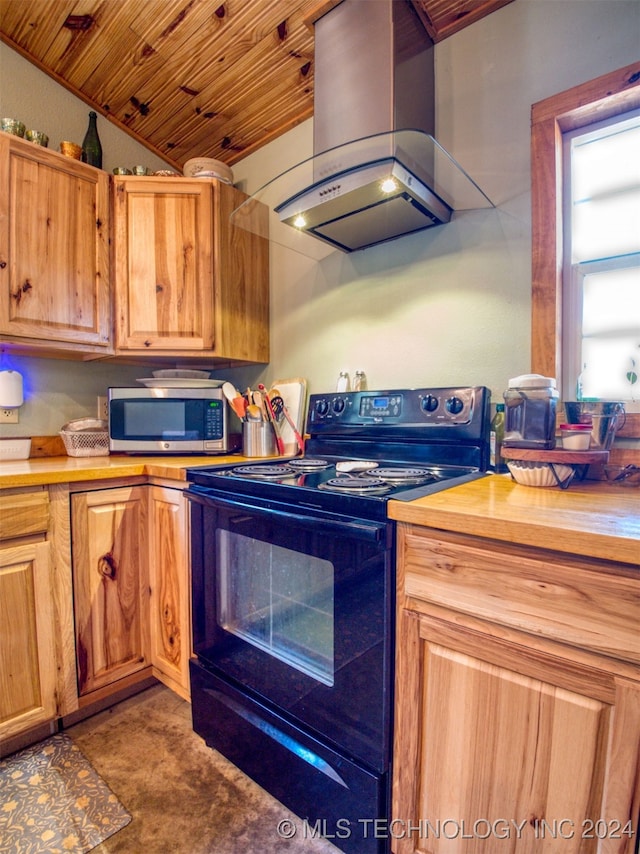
[{"left": 0, "top": 0, "right": 514, "bottom": 172}]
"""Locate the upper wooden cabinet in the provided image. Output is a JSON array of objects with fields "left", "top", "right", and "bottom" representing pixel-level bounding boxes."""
[
  {"left": 0, "top": 131, "right": 111, "bottom": 357},
  {"left": 113, "top": 176, "right": 269, "bottom": 364}
]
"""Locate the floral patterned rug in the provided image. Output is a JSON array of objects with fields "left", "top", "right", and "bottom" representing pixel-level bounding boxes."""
[{"left": 0, "top": 733, "right": 131, "bottom": 854}]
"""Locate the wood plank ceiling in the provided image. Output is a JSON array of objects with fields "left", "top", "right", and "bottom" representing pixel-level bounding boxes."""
[{"left": 0, "top": 0, "right": 514, "bottom": 172}]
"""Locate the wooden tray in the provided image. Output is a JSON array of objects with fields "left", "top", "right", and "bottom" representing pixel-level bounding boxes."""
[{"left": 501, "top": 448, "right": 609, "bottom": 465}]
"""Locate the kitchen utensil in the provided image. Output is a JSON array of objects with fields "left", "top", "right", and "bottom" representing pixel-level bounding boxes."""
[
  {"left": 242, "top": 421, "right": 277, "bottom": 457},
  {"left": 604, "top": 464, "right": 640, "bottom": 485},
  {"left": 246, "top": 404, "right": 263, "bottom": 422},
  {"left": 271, "top": 378, "right": 307, "bottom": 456},
  {"left": 258, "top": 384, "right": 285, "bottom": 454},
  {"left": 222, "top": 382, "right": 247, "bottom": 419},
  {"left": 563, "top": 401, "right": 625, "bottom": 450},
  {"left": 252, "top": 390, "right": 267, "bottom": 420},
  {"left": 335, "top": 460, "right": 379, "bottom": 472},
  {"left": 269, "top": 391, "right": 305, "bottom": 454}
]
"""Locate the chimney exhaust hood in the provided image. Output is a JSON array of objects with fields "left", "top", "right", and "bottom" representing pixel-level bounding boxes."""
[{"left": 231, "top": 0, "right": 493, "bottom": 254}]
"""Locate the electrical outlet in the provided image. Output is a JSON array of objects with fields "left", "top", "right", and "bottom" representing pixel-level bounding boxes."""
[
  {"left": 97, "top": 396, "right": 108, "bottom": 421},
  {"left": 1, "top": 408, "right": 19, "bottom": 423}
]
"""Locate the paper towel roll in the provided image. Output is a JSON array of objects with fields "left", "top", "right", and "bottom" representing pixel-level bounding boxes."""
[{"left": 0, "top": 369, "right": 24, "bottom": 407}]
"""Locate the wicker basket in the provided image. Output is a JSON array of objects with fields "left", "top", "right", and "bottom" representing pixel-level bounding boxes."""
[{"left": 60, "top": 418, "right": 109, "bottom": 457}]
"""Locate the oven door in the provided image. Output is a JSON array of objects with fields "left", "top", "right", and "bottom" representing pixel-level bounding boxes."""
[{"left": 188, "top": 487, "right": 394, "bottom": 774}]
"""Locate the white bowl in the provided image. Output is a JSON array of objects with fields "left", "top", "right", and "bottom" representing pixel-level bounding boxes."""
[
  {"left": 507, "top": 460, "right": 574, "bottom": 487},
  {"left": 183, "top": 157, "right": 233, "bottom": 183}
]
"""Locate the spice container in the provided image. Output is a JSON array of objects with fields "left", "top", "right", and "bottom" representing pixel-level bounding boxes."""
[
  {"left": 559, "top": 423, "right": 591, "bottom": 450},
  {"left": 353, "top": 371, "right": 367, "bottom": 391},
  {"left": 503, "top": 374, "right": 558, "bottom": 450},
  {"left": 336, "top": 371, "right": 350, "bottom": 392}
]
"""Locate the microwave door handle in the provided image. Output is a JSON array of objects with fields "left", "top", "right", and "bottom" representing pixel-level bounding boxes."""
[{"left": 187, "top": 489, "right": 388, "bottom": 544}]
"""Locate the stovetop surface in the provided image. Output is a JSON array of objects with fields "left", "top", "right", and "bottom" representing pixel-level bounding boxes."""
[
  {"left": 187, "top": 386, "right": 491, "bottom": 521},
  {"left": 186, "top": 454, "right": 486, "bottom": 522}
]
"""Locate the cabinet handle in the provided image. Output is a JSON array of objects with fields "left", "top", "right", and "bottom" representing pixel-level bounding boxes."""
[
  {"left": 98, "top": 553, "right": 117, "bottom": 579},
  {"left": 0, "top": 260, "right": 6, "bottom": 269}
]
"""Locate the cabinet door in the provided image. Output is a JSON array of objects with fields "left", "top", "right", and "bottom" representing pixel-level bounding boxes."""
[
  {"left": 0, "top": 541, "right": 56, "bottom": 741},
  {"left": 113, "top": 178, "right": 214, "bottom": 352},
  {"left": 71, "top": 486, "right": 150, "bottom": 696},
  {"left": 0, "top": 132, "right": 111, "bottom": 352},
  {"left": 148, "top": 485, "right": 190, "bottom": 699},
  {"left": 393, "top": 612, "right": 640, "bottom": 854}
]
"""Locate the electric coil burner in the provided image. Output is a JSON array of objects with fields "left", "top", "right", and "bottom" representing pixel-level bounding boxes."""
[{"left": 186, "top": 387, "right": 490, "bottom": 854}]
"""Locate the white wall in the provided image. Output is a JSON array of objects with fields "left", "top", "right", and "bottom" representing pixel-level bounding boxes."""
[
  {"left": 1, "top": 0, "right": 638, "bottom": 438},
  {"left": 227, "top": 0, "right": 639, "bottom": 398}
]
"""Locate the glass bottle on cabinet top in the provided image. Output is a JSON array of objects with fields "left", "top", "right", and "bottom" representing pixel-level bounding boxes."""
[{"left": 82, "top": 111, "right": 102, "bottom": 169}]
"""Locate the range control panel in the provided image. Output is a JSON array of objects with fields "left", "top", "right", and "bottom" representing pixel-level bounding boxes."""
[{"left": 309, "top": 387, "right": 484, "bottom": 427}]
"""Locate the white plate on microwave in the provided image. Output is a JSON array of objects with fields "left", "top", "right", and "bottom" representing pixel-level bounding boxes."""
[{"left": 136, "top": 378, "right": 224, "bottom": 388}]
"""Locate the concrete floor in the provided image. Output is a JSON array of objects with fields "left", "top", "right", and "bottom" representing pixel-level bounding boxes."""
[{"left": 68, "top": 684, "right": 340, "bottom": 854}]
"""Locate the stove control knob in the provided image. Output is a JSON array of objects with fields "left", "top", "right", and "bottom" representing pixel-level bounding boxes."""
[
  {"left": 332, "top": 397, "right": 346, "bottom": 415},
  {"left": 446, "top": 396, "right": 464, "bottom": 415},
  {"left": 421, "top": 394, "right": 439, "bottom": 413},
  {"left": 315, "top": 399, "right": 330, "bottom": 417}
]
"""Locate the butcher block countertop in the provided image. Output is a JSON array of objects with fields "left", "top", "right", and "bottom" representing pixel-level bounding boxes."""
[
  {"left": 0, "top": 453, "right": 248, "bottom": 488},
  {"left": 389, "top": 473, "right": 640, "bottom": 567},
  {"left": 1, "top": 458, "right": 637, "bottom": 567}
]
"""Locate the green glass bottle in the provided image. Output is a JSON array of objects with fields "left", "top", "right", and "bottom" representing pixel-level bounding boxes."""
[
  {"left": 490, "top": 403, "right": 507, "bottom": 473},
  {"left": 82, "top": 111, "right": 102, "bottom": 169}
]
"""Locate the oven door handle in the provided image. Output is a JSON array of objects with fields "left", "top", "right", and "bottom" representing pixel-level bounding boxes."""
[{"left": 187, "top": 487, "right": 389, "bottom": 544}]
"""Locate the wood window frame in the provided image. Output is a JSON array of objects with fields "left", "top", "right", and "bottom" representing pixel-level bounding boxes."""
[{"left": 531, "top": 61, "right": 640, "bottom": 444}]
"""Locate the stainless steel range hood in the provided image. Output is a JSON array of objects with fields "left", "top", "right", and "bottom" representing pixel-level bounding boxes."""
[{"left": 231, "top": 0, "right": 493, "bottom": 254}]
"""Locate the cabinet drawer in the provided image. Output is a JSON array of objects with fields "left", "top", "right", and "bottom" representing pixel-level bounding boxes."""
[
  {"left": 399, "top": 525, "right": 640, "bottom": 665},
  {"left": 0, "top": 490, "right": 49, "bottom": 540}
]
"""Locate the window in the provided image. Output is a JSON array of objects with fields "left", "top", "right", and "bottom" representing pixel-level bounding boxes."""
[
  {"left": 563, "top": 112, "right": 640, "bottom": 401},
  {"left": 531, "top": 62, "right": 640, "bottom": 431}
]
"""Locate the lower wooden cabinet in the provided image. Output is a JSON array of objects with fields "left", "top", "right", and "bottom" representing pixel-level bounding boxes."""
[
  {"left": 71, "top": 485, "right": 150, "bottom": 696},
  {"left": 71, "top": 481, "right": 190, "bottom": 702},
  {"left": 148, "top": 485, "right": 190, "bottom": 699},
  {"left": 0, "top": 487, "right": 62, "bottom": 749},
  {"left": 393, "top": 524, "right": 640, "bottom": 854},
  {"left": 0, "top": 539, "right": 56, "bottom": 742}
]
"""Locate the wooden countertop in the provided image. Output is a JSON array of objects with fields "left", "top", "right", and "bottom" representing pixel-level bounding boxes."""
[
  {"left": 2, "top": 457, "right": 637, "bottom": 568},
  {"left": 0, "top": 453, "right": 252, "bottom": 488},
  {"left": 389, "top": 473, "right": 640, "bottom": 566}
]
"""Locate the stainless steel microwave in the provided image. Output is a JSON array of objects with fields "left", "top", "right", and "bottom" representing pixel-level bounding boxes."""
[{"left": 108, "top": 387, "right": 240, "bottom": 454}]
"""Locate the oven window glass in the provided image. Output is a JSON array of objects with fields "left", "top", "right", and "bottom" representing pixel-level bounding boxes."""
[{"left": 216, "top": 530, "right": 334, "bottom": 686}]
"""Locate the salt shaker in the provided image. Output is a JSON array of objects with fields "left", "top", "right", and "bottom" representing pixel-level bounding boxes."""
[
  {"left": 353, "top": 371, "right": 367, "bottom": 391},
  {"left": 336, "top": 371, "right": 350, "bottom": 392}
]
